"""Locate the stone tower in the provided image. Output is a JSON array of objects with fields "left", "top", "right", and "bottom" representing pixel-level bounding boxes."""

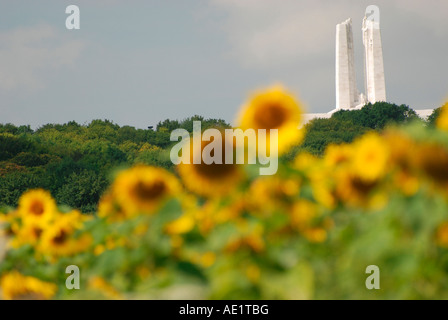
[
  {"left": 304, "top": 7, "right": 431, "bottom": 125},
  {"left": 335, "top": 18, "right": 363, "bottom": 110},
  {"left": 335, "top": 6, "right": 386, "bottom": 110},
  {"left": 362, "top": 7, "right": 386, "bottom": 104}
]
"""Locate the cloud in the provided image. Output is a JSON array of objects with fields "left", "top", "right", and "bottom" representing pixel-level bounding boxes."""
[
  {"left": 210, "top": 0, "right": 361, "bottom": 68},
  {"left": 210, "top": 0, "right": 448, "bottom": 69},
  {"left": 0, "top": 24, "right": 84, "bottom": 91},
  {"left": 393, "top": 0, "right": 448, "bottom": 34}
]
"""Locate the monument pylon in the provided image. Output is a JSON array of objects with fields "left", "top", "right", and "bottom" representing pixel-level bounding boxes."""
[
  {"left": 303, "top": 6, "right": 432, "bottom": 125},
  {"left": 335, "top": 18, "right": 363, "bottom": 110},
  {"left": 335, "top": 6, "right": 386, "bottom": 110},
  {"left": 362, "top": 6, "right": 386, "bottom": 104}
]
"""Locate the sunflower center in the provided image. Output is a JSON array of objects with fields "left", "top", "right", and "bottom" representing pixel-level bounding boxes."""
[
  {"left": 194, "top": 162, "right": 236, "bottom": 179},
  {"left": 194, "top": 140, "right": 237, "bottom": 179},
  {"left": 33, "top": 227, "right": 43, "bottom": 238},
  {"left": 30, "top": 201, "right": 45, "bottom": 216},
  {"left": 420, "top": 145, "right": 448, "bottom": 184},
  {"left": 134, "top": 180, "right": 167, "bottom": 200},
  {"left": 52, "top": 230, "right": 68, "bottom": 245},
  {"left": 351, "top": 176, "right": 377, "bottom": 195},
  {"left": 254, "top": 103, "right": 287, "bottom": 129}
]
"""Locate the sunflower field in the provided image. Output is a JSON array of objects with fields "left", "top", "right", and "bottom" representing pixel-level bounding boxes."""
[{"left": 1, "top": 86, "right": 448, "bottom": 300}]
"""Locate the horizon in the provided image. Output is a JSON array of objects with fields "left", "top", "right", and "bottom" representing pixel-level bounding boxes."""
[{"left": 0, "top": 100, "right": 436, "bottom": 131}]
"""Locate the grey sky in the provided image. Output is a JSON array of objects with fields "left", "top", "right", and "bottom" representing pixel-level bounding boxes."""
[{"left": 0, "top": 0, "right": 447, "bottom": 129}]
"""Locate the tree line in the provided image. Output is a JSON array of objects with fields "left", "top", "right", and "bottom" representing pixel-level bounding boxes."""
[{"left": 0, "top": 103, "right": 443, "bottom": 212}]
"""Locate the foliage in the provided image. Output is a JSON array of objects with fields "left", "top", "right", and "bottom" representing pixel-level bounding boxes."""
[
  {"left": 285, "top": 102, "right": 422, "bottom": 160},
  {"left": 331, "top": 102, "right": 420, "bottom": 130},
  {"left": 157, "top": 115, "right": 231, "bottom": 132},
  {"left": 55, "top": 170, "right": 109, "bottom": 213},
  {"left": 0, "top": 91, "right": 447, "bottom": 300},
  {"left": 428, "top": 107, "right": 442, "bottom": 126},
  {"left": 2, "top": 120, "right": 448, "bottom": 299},
  {"left": 0, "top": 104, "right": 436, "bottom": 211},
  {"left": 293, "top": 118, "right": 369, "bottom": 157},
  {"left": 0, "top": 117, "right": 230, "bottom": 212}
]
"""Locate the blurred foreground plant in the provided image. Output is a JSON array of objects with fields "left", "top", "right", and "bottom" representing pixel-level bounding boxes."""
[{"left": 1, "top": 89, "right": 448, "bottom": 300}]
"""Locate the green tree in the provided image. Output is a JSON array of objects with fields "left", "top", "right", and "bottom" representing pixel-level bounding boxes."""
[
  {"left": 0, "top": 170, "right": 45, "bottom": 207},
  {"left": 332, "top": 102, "right": 419, "bottom": 129},
  {"left": 156, "top": 119, "right": 181, "bottom": 132},
  {"left": 157, "top": 115, "right": 230, "bottom": 133},
  {"left": 55, "top": 170, "right": 108, "bottom": 213},
  {"left": 0, "top": 133, "right": 36, "bottom": 161},
  {"left": 285, "top": 118, "right": 369, "bottom": 158},
  {"left": 427, "top": 107, "right": 442, "bottom": 126}
]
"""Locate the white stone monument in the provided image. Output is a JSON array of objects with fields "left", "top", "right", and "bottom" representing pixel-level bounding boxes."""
[
  {"left": 335, "top": 6, "right": 386, "bottom": 111},
  {"left": 335, "top": 18, "right": 364, "bottom": 110},
  {"left": 301, "top": 6, "right": 433, "bottom": 124},
  {"left": 362, "top": 6, "right": 386, "bottom": 104}
]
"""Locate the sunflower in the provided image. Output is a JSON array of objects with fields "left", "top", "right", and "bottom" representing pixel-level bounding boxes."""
[
  {"left": 17, "top": 189, "right": 57, "bottom": 227},
  {"left": 177, "top": 134, "right": 244, "bottom": 197},
  {"left": 334, "top": 167, "right": 387, "bottom": 209},
  {"left": 88, "top": 277, "right": 122, "bottom": 300},
  {"left": 164, "top": 214, "right": 195, "bottom": 235},
  {"left": 11, "top": 223, "right": 44, "bottom": 248},
  {"left": 224, "top": 223, "right": 265, "bottom": 253},
  {"left": 293, "top": 152, "right": 319, "bottom": 172},
  {"left": 302, "top": 227, "right": 327, "bottom": 243},
  {"left": 38, "top": 213, "right": 91, "bottom": 257},
  {"left": 309, "top": 169, "right": 336, "bottom": 209},
  {"left": 247, "top": 175, "right": 299, "bottom": 214},
  {"left": 436, "top": 102, "right": 448, "bottom": 131},
  {"left": 323, "top": 143, "right": 353, "bottom": 168},
  {"left": 236, "top": 85, "right": 305, "bottom": 155},
  {"left": 290, "top": 199, "right": 332, "bottom": 243},
  {"left": 382, "top": 130, "right": 420, "bottom": 195},
  {"left": 191, "top": 195, "right": 245, "bottom": 235},
  {"left": 293, "top": 152, "right": 336, "bottom": 209},
  {"left": 0, "top": 210, "right": 20, "bottom": 238},
  {"left": 351, "top": 132, "right": 389, "bottom": 183},
  {"left": 112, "top": 165, "right": 181, "bottom": 215},
  {"left": 98, "top": 192, "right": 129, "bottom": 222},
  {"left": 392, "top": 170, "right": 419, "bottom": 196},
  {"left": 0, "top": 271, "right": 57, "bottom": 300},
  {"left": 291, "top": 199, "right": 318, "bottom": 230},
  {"left": 193, "top": 200, "right": 219, "bottom": 234},
  {"left": 383, "top": 130, "right": 415, "bottom": 170},
  {"left": 436, "top": 222, "right": 448, "bottom": 248},
  {"left": 416, "top": 143, "right": 448, "bottom": 186}
]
